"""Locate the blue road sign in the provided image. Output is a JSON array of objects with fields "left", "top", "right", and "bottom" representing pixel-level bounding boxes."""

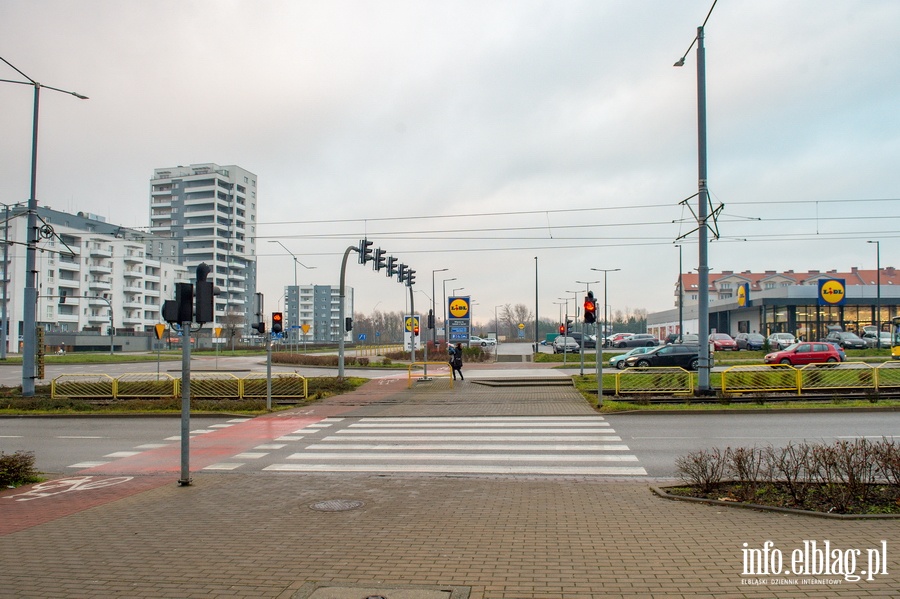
[{"left": 358, "top": 334, "right": 367, "bottom": 341}]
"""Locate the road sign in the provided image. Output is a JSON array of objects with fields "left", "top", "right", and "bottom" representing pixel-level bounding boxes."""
[
  {"left": 214, "top": 327, "right": 223, "bottom": 338},
  {"left": 518, "top": 323, "right": 525, "bottom": 330},
  {"left": 358, "top": 333, "right": 367, "bottom": 341},
  {"left": 154, "top": 323, "right": 166, "bottom": 340},
  {"left": 301, "top": 324, "right": 311, "bottom": 334}
]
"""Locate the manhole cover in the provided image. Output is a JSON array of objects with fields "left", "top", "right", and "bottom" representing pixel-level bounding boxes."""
[{"left": 309, "top": 499, "right": 364, "bottom": 512}]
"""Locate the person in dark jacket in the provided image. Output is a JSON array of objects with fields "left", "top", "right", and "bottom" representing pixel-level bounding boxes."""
[{"left": 449, "top": 342, "right": 464, "bottom": 381}]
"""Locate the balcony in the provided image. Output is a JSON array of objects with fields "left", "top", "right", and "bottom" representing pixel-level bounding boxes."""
[
  {"left": 57, "top": 259, "right": 80, "bottom": 271},
  {"left": 228, "top": 261, "right": 246, "bottom": 270},
  {"left": 228, "top": 297, "right": 246, "bottom": 306},
  {"left": 123, "top": 285, "right": 144, "bottom": 294},
  {"left": 123, "top": 300, "right": 143, "bottom": 310},
  {"left": 88, "top": 279, "right": 111, "bottom": 291},
  {"left": 88, "top": 297, "right": 109, "bottom": 308},
  {"left": 89, "top": 247, "right": 112, "bottom": 259},
  {"left": 228, "top": 272, "right": 246, "bottom": 282},
  {"left": 122, "top": 316, "right": 143, "bottom": 326},
  {"left": 86, "top": 313, "right": 108, "bottom": 324},
  {"left": 123, "top": 253, "right": 142, "bottom": 263},
  {"left": 89, "top": 263, "right": 112, "bottom": 275}
]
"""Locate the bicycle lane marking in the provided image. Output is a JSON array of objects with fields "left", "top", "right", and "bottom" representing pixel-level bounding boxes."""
[
  {"left": 0, "top": 414, "right": 326, "bottom": 535},
  {"left": 78, "top": 414, "right": 327, "bottom": 475}
]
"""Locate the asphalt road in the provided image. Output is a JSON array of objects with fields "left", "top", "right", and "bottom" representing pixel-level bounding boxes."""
[{"left": 6, "top": 411, "right": 898, "bottom": 479}]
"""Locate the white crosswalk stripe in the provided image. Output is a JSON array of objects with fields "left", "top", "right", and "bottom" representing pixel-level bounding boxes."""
[{"left": 261, "top": 416, "right": 647, "bottom": 476}]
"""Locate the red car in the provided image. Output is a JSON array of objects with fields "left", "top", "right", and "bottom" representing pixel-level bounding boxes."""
[
  {"left": 709, "top": 333, "right": 737, "bottom": 351},
  {"left": 764, "top": 342, "right": 841, "bottom": 366}
]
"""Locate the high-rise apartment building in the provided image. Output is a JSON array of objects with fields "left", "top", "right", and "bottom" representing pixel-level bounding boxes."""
[
  {"left": 149, "top": 163, "right": 258, "bottom": 329},
  {"left": 284, "top": 285, "right": 354, "bottom": 343}
]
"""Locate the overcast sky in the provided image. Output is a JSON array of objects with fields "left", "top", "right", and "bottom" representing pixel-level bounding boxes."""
[{"left": 2, "top": 1, "right": 899, "bottom": 326}]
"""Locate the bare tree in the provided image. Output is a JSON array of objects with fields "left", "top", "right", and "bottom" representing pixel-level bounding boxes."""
[{"left": 220, "top": 310, "right": 244, "bottom": 351}]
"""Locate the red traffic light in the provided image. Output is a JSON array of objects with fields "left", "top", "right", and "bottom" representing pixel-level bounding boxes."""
[
  {"left": 413, "top": 324, "right": 420, "bottom": 336},
  {"left": 558, "top": 324, "right": 565, "bottom": 335},
  {"left": 272, "top": 312, "right": 284, "bottom": 334}
]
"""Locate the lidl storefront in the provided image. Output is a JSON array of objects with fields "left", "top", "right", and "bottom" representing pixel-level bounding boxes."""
[{"left": 648, "top": 282, "right": 900, "bottom": 341}]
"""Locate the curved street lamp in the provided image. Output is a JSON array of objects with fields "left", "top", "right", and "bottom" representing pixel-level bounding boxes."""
[{"left": 1, "top": 55, "right": 88, "bottom": 396}]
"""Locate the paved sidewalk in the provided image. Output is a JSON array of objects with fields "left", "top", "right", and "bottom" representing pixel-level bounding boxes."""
[{"left": 1, "top": 378, "right": 898, "bottom": 598}]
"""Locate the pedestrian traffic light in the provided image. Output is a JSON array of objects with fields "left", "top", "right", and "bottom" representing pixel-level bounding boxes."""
[
  {"left": 358, "top": 238, "right": 373, "bottom": 264},
  {"left": 373, "top": 247, "right": 386, "bottom": 271},
  {"left": 252, "top": 321, "right": 266, "bottom": 334},
  {"left": 272, "top": 312, "right": 283, "bottom": 334},
  {"left": 558, "top": 323, "right": 565, "bottom": 335},
  {"left": 406, "top": 269, "right": 416, "bottom": 287},
  {"left": 385, "top": 256, "right": 398, "bottom": 277},
  {"left": 584, "top": 291, "right": 596, "bottom": 324}
]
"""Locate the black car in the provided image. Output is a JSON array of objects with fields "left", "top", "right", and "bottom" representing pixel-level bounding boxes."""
[
  {"left": 623, "top": 344, "right": 700, "bottom": 370},
  {"left": 823, "top": 331, "right": 867, "bottom": 350},
  {"left": 568, "top": 332, "right": 596, "bottom": 349}
]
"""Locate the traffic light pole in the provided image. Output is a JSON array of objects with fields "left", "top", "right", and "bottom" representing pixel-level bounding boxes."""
[
  {"left": 178, "top": 319, "right": 192, "bottom": 487},
  {"left": 266, "top": 333, "right": 272, "bottom": 410},
  {"left": 338, "top": 245, "right": 357, "bottom": 377}
]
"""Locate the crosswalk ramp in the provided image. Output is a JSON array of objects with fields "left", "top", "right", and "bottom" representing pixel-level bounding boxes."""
[{"left": 262, "top": 416, "right": 647, "bottom": 476}]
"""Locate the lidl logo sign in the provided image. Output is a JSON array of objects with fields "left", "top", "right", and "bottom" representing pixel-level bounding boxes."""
[
  {"left": 404, "top": 316, "right": 420, "bottom": 332},
  {"left": 818, "top": 278, "right": 846, "bottom": 306},
  {"left": 448, "top": 296, "right": 470, "bottom": 319},
  {"left": 737, "top": 283, "right": 749, "bottom": 307}
]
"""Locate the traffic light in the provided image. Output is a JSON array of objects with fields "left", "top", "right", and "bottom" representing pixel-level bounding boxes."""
[
  {"left": 345, "top": 317, "right": 353, "bottom": 332},
  {"left": 358, "top": 238, "right": 373, "bottom": 264},
  {"left": 272, "top": 312, "right": 283, "bottom": 334},
  {"left": 162, "top": 300, "right": 179, "bottom": 325},
  {"left": 174, "top": 282, "right": 193, "bottom": 323},
  {"left": 558, "top": 323, "right": 565, "bottom": 335},
  {"left": 584, "top": 291, "right": 596, "bottom": 324},
  {"left": 397, "top": 263, "right": 407, "bottom": 283},
  {"left": 385, "top": 256, "right": 398, "bottom": 277},
  {"left": 413, "top": 321, "right": 420, "bottom": 336},
  {"left": 566, "top": 319, "right": 574, "bottom": 334},
  {"left": 195, "top": 262, "right": 220, "bottom": 325},
  {"left": 373, "top": 247, "right": 386, "bottom": 271},
  {"left": 406, "top": 269, "right": 416, "bottom": 287},
  {"left": 427, "top": 309, "right": 434, "bottom": 329},
  {"left": 252, "top": 321, "right": 266, "bottom": 334}
]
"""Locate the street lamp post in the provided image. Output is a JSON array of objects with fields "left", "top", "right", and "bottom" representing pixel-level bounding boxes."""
[
  {"left": 675, "top": 244, "right": 684, "bottom": 341},
  {"left": 868, "top": 240, "right": 881, "bottom": 348},
  {"left": 592, "top": 268, "right": 620, "bottom": 404},
  {"left": 268, "top": 240, "right": 315, "bottom": 351},
  {"left": 441, "top": 277, "right": 456, "bottom": 344},
  {"left": 1, "top": 56, "right": 88, "bottom": 396},
  {"left": 431, "top": 268, "right": 448, "bottom": 347},
  {"left": 674, "top": 0, "right": 719, "bottom": 393}
]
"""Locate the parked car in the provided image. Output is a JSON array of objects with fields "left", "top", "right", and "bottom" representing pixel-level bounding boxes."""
[
  {"left": 469, "top": 335, "right": 497, "bottom": 347},
  {"left": 822, "top": 341, "right": 848, "bottom": 362},
  {"left": 604, "top": 333, "right": 633, "bottom": 347},
  {"left": 552, "top": 336, "right": 580, "bottom": 354},
  {"left": 764, "top": 342, "right": 841, "bottom": 366},
  {"left": 734, "top": 332, "right": 765, "bottom": 350},
  {"left": 708, "top": 333, "right": 737, "bottom": 351},
  {"left": 623, "top": 344, "right": 700, "bottom": 370},
  {"left": 678, "top": 333, "right": 699, "bottom": 345},
  {"left": 863, "top": 331, "right": 892, "bottom": 348},
  {"left": 616, "top": 334, "right": 660, "bottom": 348},
  {"left": 822, "top": 331, "right": 867, "bottom": 350},
  {"left": 767, "top": 333, "right": 796, "bottom": 350},
  {"left": 609, "top": 346, "right": 654, "bottom": 369},
  {"left": 568, "top": 332, "right": 596, "bottom": 349}
]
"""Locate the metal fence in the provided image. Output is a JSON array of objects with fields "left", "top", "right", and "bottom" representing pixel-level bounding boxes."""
[{"left": 51, "top": 372, "right": 307, "bottom": 401}]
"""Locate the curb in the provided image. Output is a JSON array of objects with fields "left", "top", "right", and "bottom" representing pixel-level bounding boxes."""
[{"left": 650, "top": 485, "right": 900, "bottom": 519}]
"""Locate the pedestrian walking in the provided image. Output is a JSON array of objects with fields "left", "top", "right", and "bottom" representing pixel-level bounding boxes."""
[{"left": 449, "top": 342, "right": 464, "bottom": 381}]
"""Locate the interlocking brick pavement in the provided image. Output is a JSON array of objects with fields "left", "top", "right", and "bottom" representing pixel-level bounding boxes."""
[{"left": 2, "top": 376, "right": 899, "bottom": 598}]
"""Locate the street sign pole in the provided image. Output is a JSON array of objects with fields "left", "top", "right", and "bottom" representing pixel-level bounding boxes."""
[
  {"left": 178, "top": 320, "right": 192, "bottom": 487},
  {"left": 266, "top": 332, "right": 272, "bottom": 411}
]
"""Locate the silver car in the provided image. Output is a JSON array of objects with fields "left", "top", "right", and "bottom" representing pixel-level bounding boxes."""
[
  {"left": 767, "top": 333, "right": 796, "bottom": 350},
  {"left": 552, "top": 336, "right": 580, "bottom": 354}
]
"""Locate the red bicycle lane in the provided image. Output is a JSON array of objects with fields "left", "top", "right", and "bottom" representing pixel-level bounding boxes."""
[{"left": 0, "top": 412, "right": 327, "bottom": 535}]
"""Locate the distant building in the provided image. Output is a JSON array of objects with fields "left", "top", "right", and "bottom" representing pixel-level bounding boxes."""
[
  {"left": 649, "top": 267, "right": 900, "bottom": 341},
  {"left": 284, "top": 285, "right": 354, "bottom": 343},
  {"left": 2, "top": 205, "right": 189, "bottom": 353},
  {"left": 149, "top": 163, "right": 258, "bottom": 331}
]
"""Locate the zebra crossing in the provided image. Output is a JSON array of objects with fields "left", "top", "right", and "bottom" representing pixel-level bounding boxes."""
[{"left": 259, "top": 416, "right": 647, "bottom": 476}]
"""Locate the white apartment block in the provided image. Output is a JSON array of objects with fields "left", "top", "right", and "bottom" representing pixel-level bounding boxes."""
[
  {"left": 2, "top": 206, "right": 189, "bottom": 351},
  {"left": 284, "top": 285, "right": 354, "bottom": 343},
  {"left": 149, "top": 163, "right": 258, "bottom": 330}
]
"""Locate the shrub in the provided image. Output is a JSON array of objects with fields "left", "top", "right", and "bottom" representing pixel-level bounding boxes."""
[
  {"left": 675, "top": 447, "right": 727, "bottom": 493},
  {"left": 0, "top": 451, "right": 41, "bottom": 487}
]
